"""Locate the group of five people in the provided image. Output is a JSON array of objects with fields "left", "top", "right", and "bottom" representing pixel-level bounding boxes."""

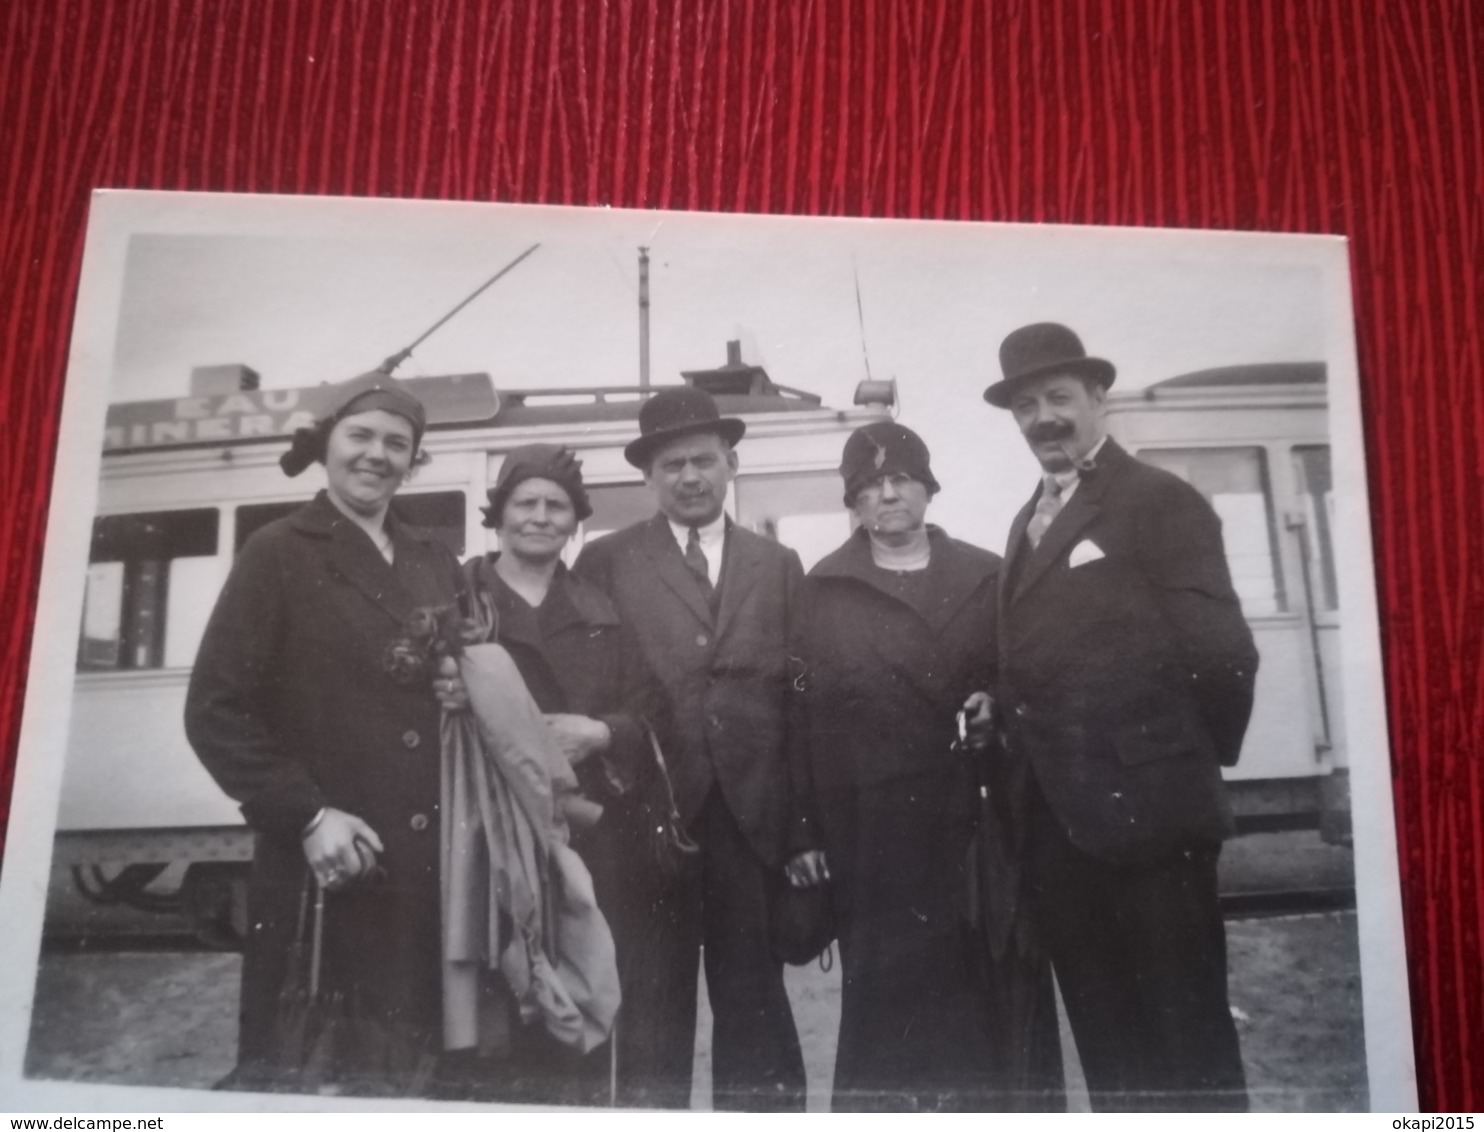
[{"left": 185, "top": 320, "right": 1258, "bottom": 1111}]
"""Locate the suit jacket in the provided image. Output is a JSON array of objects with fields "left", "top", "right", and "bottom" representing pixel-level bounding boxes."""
[
  {"left": 996, "top": 438, "right": 1259, "bottom": 864},
  {"left": 574, "top": 513, "right": 808, "bottom": 869}
]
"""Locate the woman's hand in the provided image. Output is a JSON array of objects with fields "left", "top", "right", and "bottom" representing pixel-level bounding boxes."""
[
  {"left": 433, "top": 656, "right": 469, "bottom": 712},
  {"left": 961, "top": 690, "right": 995, "bottom": 750},
  {"left": 303, "top": 808, "right": 385, "bottom": 890},
  {"left": 542, "top": 713, "right": 612, "bottom": 766},
  {"left": 785, "top": 850, "right": 831, "bottom": 888}
]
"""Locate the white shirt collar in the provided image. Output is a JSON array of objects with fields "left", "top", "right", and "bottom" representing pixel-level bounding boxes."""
[
  {"left": 667, "top": 511, "right": 727, "bottom": 549},
  {"left": 1049, "top": 433, "right": 1110, "bottom": 497}
]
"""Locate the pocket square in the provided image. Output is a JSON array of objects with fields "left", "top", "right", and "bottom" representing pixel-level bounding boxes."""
[{"left": 1068, "top": 539, "right": 1106, "bottom": 568}]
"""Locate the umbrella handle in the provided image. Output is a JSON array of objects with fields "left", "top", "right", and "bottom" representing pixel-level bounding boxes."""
[
  {"left": 609, "top": 1011, "right": 619, "bottom": 1107},
  {"left": 309, "top": 884, "right": 326, "bottom": 1001}
]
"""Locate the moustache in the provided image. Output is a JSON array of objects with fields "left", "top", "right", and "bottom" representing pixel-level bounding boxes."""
[{"left": 1027, "top": 422, "right": 1075, "bottom": 443}]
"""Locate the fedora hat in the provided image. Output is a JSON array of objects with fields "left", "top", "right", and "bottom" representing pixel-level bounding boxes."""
[
  {"left": 982, "top": 322, "right": 1117, "bottom": 409},
  {"left": 623, "top": 386, "right": 746, "bottom": 469}
]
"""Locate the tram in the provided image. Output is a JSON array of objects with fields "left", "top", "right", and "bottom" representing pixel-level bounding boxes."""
[
  {"left": 1106, "top": 362, "right": 1349, "bottom": 842},
  {"left": 49, "top": 350, "right": 1346, "bottom": 942}
]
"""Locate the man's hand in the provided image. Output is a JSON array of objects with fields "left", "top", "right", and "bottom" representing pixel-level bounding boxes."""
[
  {"left": 543, "top": 713, "right": 612, "bottom": 767},
  {"left": 303, "top": 808, "right": 385, "bottom": 890},
  {"left": 961, "top": 690, "right": 995, "bottom": 749},
  {"left": 785, "top": 849, "right": 830, "bottom": 888},
  {"left": 433, "top": 656, "right": 469, "bottom": 712}
]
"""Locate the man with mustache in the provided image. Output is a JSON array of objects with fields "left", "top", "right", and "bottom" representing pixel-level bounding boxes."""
[
  {"left": 574, "top": 387, "right": 814, "bottom": 1110},
  {"left": 983, "top": 323, "right": 1259, "bottom": 1110}
]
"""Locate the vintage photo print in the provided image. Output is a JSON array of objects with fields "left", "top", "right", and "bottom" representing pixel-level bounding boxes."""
[{"left": 0, "top": 192, "right": 1415, "bottom": 1111}]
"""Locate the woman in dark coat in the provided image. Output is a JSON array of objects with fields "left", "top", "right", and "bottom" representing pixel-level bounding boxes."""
[
  {"left": 185, "top": 371, "right": 463, "bottom": 1095},
  {"left": 800, "top": 422, "right": 1063, "bottom": 1112},
  {"left": 461, "top": 443, "right": 676, "bottom": 1108}
]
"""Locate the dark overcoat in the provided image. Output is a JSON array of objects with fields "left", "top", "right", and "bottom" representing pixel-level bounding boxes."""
[
  {"left": 184, "top": 491, "right": 463, "bottom": 1086},
  {"left": 996, "top": 437, "right": 1259, "bottom": 864},
  {"left": 459, "top": 553, "right": 675, "bottom": 1103},
  {"left": 573, "top": 513, "right": 809, "bottom": 869},
  {"left": 802, "top": 526, "right": 1060, "bottom": 1110}
]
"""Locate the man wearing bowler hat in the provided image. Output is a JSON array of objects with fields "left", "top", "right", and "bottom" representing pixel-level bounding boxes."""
[
  {"left": 984, "top": 322, "right": 1259, "bottom": 1110},
  {"left": 574, "top": 386, "right": 812, "bottom": 1110}
]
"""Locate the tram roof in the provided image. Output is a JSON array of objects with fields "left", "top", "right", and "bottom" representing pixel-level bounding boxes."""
[{"left": 1147, "top": 362, "right": 1327, "bottom": 391}]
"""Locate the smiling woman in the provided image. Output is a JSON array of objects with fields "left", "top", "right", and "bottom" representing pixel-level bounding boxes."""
[
  {"left": 323, "top": 411, "right": 419, "bottom": 521},
  {"left": 182, "top": 369, "right": 467, "bottom": 1096}
]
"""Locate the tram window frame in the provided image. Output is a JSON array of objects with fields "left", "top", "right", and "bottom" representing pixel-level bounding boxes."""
[
  {"left": 235, "top": 491, "right": 468, "bottom": 559},
  {"left": 78, "top": 508, "right": 221, "bottom": 672},
  {"left": 1134, "top": 445, "right": 1288, "bottom": 617},
  {"left": 1292, "top": 445, "right": 1339, "bottom": 617},
  {"left": 734, "top": 470, "right": 851, "bottom": 571}
]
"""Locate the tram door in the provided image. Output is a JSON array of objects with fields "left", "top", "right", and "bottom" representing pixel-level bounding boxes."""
[{"left": 1116, "top": 430, "right": 1347, "bottom": 836}]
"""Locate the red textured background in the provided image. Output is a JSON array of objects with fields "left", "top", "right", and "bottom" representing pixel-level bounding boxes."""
[{"left": 1, "top": 0, "right": 1479, "bottom": 1111}]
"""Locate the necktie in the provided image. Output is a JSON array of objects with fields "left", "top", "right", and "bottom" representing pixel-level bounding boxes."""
[
  {"left": 684, "top": 525, "right": 713, "bottom": 595},
  {"left": 1026, "top": 475, "right": 1067, "bottom": 548}
]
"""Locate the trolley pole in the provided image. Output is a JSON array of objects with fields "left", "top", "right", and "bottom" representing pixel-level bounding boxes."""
[{"left": 638, "top": 246, "right": 651, "bottom": 390}]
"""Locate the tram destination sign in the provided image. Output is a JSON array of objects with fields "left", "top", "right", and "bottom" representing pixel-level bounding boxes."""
[{"left": 102, "top": 372, "right": 501, "bottom": 453}]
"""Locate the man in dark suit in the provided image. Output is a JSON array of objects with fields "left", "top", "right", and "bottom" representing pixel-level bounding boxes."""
[
  {"left": 574, "top": 387, "right": 814, "bottom": 1110},
  {"left": 984, "top": 323, "right": 1259, "bottom": 1111}
]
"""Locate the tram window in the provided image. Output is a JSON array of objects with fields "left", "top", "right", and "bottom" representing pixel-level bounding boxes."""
[
  {"left": 1293, "top": 445, "right": 1338, "bottom": 611},
  {"left": 79, "top": 509, "right": 219, "bottom": 671},
  {"left": 1135, "top": 447, "right": 1286, "bottom": 616},
  {"left": 236, "top": 492, "right": 467, "bottom": 558},
  {"left": 581, "top": 483, "right": 656, "bottom": 544},
  {"left": 735, "top": 471, "right": 850, "bottom": 571}
]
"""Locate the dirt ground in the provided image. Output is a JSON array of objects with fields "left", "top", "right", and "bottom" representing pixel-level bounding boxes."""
[{"left": 24, "top": 908, "right": 1367, "bottom": 1112}]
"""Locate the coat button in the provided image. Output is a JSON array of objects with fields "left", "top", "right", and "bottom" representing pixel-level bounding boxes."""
[
  {"left": 402, "top": 730, "right": 421, "bottom": 749},
  {"left": 409, "top": 813, "right": 429, "bottom": 832},
  {"left": 696, "top": 633, "right": 709, "bottom": 647}
]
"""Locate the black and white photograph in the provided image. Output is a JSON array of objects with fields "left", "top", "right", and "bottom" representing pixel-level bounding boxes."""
[{"left": 0, "top": 192, "right": 1415, "bottom": 1112}]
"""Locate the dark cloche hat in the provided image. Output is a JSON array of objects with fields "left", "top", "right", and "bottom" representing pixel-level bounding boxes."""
[
  {"left": 280, "top": 369, "right": 428, "bottom": 477},
  {"left": 839, "top": 421, "right": 941, "bottom": 506},
  {"left": 482, "top": 443, "right": 593, "bottom": 526},
  {"left": 982, "top": 322, "right": 1117, "bottom": 409},
  {"left": 623, "top": 386, "right": 746, "bottom": 469}
]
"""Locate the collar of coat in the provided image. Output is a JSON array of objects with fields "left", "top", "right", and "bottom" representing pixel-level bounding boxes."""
[
  {"left": 286, "top": 490, "right": 448, "bottom": 627},
  {"left": 467, "top": 553, "right": 622, "bottom": 641},
  {"left": 1004, "top": 435, "right": 1131, "bottom": 603},
  {"left": 288, "top": 489, "right": 442, "bottom": 547},
  {"left": 637, "top": 510, "right": 766, "bottom": 633},
  {"left": 810, "top": 524, "right": 999, "bottom": 634}
]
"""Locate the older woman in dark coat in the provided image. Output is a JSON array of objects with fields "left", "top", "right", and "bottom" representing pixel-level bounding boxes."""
[
  {"left": 461, "top": 444, "right": 675, "bottom": 1108},
  {"left": 185, "top": 371, "right": 463, "bottom": 1095},
  {"left": 800, "top": 422, "right": 1062, "bottom": 1112}
]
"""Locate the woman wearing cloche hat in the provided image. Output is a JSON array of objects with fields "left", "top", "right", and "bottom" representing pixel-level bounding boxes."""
[
  {"left": 798, "top": 420, "right": 1064, "bottom": 1111},
  {"left": 458, "top": 443, "right": 676, "bottom": 1106},
  {"left": 185, "top": 368, "right": 464, "bottom": 1095}
]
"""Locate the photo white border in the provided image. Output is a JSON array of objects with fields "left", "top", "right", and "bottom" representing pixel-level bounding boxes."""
[{"left": 0, "top": 191, "right": 1417, "bottom": 1112}]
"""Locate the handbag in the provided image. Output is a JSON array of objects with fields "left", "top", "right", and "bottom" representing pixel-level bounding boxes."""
[
  {"left": 640, "top": 728, "right": 701, "bottom": 881},
  {"left": 770, "top": 876, "right": 836, "bottom": 968}
]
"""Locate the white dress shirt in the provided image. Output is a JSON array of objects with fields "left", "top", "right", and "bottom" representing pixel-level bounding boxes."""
[{"left": 668, "top": 512, "right": 727, "bottom": 584}]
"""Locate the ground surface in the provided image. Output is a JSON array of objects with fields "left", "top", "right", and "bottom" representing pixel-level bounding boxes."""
[
  {"left": 25, "top": 831, "right": 1369, "bottom": 1111},
  {"left": 24, "top": 910, "right": 1367, "bottom": 1112}
]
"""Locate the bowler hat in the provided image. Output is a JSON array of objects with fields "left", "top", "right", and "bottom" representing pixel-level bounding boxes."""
[
  {"left": 623, "top": 386, "right": 746, "bottom": 469},
  {"left": 982, "top": 322, "right": 1117, "bottom": 409}
]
